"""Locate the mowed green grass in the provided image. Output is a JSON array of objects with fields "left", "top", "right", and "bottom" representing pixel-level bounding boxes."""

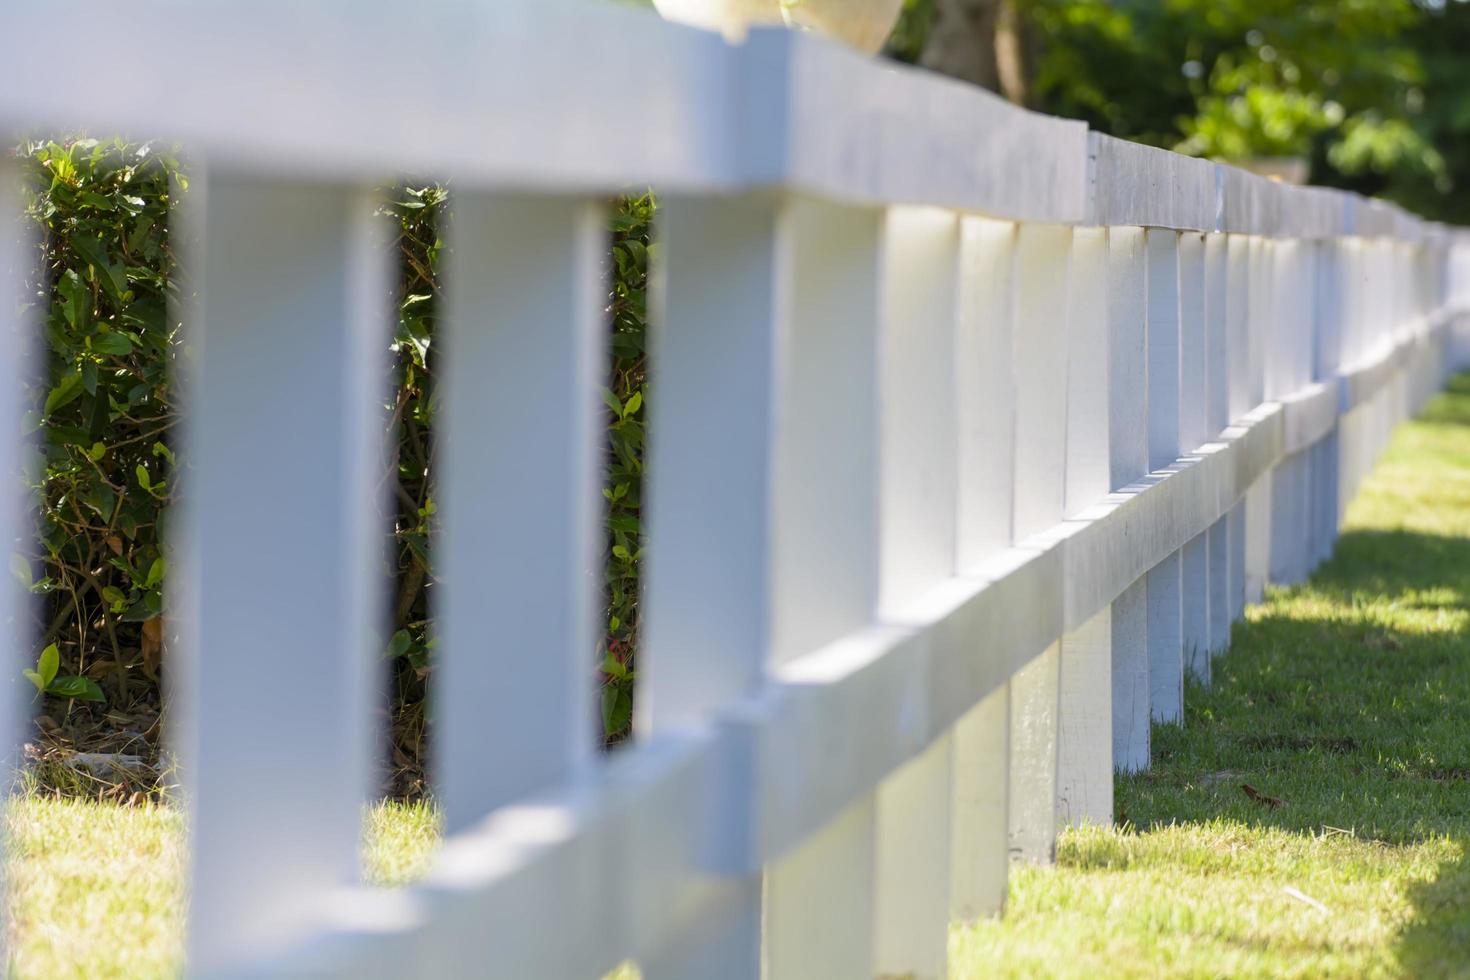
[
  {"left": 955, "top": 374, "right": 1470, "bottom": 978},
  {"left": 10, "top": 375, "right": 1470, "bottom": 977}
]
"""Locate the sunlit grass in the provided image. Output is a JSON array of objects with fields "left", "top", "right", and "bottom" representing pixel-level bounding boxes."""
[
  {"left": 955, "top": 374, "right": 1470, "bottom": 978},
  {"left": 9, "top": 377, "right": 1470, "bottom": 977}
]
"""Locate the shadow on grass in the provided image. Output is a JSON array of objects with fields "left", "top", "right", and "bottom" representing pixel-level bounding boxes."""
[{"left": 1110, "top": 520, "right": 1470, "bottom": 973}]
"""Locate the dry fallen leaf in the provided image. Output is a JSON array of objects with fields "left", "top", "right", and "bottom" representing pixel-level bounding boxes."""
[{"left": 1241, "top": 783, "right": 1285, "bottom": 809}]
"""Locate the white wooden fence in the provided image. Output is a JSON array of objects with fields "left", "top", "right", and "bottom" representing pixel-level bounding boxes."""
[{"left": 3, "top": 2, "right": 1470, "bottom": 977}]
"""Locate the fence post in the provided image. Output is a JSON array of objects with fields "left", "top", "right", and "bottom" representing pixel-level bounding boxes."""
[
  {"left": 1106, "top": 227, "right": 1150, "bottom": 774},
  {"left": 1178, "top": 233, "right": 1211, "bottom": 684},
  {"left": 1204, "top": 233, "right": 1232, "bottom": 659},
  {"left": 1057, "top": 227, "right": 1113, "bottom": 827},
  {"left": 763, "top": 196, "right": 883, "bottom": 980},
  {"left": 639, "top": 193, "right": 792, "bottom": 980},
  {"left": 1225, "top": 235, "right": 1251, "bottom": 624},
  {"left": 1008, "top": 222, "right": 1071, "bottom": 862},
  {"left": 436, "top": 195, "right": 605, "bottom": 836},
  {"left": 0, "top": 162, "right": 31, "bottom": 899},
  {"left": 950, "top": 217, "right": 1019, "bottom": 917},
  {"left": 1144, "top": 229, "right": 1184, "bottom": 724},
  {"left": 872, "top": 205, "right": 960, "bottom": 980},
  {"left": 1243, "top": 237, "right": 1273, "bottom": 605},
  {"left": 174, "top": 173, "right": 390, "bottom": 974}
]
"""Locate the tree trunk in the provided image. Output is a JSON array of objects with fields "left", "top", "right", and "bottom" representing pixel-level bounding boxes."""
[{"left": 919, "top": 0, "right": 1035, "bottom": 107}]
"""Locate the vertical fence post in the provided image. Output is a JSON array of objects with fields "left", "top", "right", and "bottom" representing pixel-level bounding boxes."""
[
  {"left": 640, "top": 194, "right": 789, "bottom": 980},
  {"left": 950, "top": 217, "right": 1018, "bottom": 917},
  {"left": 1225, "top": 235, "right": 1251, "bottom": 624},
  {"left": 1178, "top": 233, "right": 1211, "bottom": 684},
  {"left": 437, "top": 195, "right": 605, "bottom": 835},
  {"left": 1243, "top": 237, "right": 1273, "bottom": 605},
  {"left": 1107, "top": 227, "right": 1150, "bottom": 773},
  {"left": 1268, "top": 241, "right": 1309, "bottom": 587},
  {"left": 1008, "top": 222, "right": 1071, "bottom": 861},
  {"left": 1057, "top": 227, "right": 1112, "bottom": 827},
  {"left": 0, "top": 162, "right": 31, "bottom": 916},
  {"left": 763, "top": 196, "right": 882, "bottom": 980},
  {"left": 1204, "top": 233, "right": 1231, "bottom": 659},
  {"left": 1144, "top": 229, "right": 1184, "bottom": 724},
  {"left": 872, "top": 205, "right": 960, "bottom": 980},
  {"left": 1311, "top": 238, "right": 1342, "bottom": 569},
  {"left": 175, "top": 173, "right": 390, "bottom": 974}
]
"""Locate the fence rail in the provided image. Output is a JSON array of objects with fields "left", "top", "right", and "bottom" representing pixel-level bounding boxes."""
[{"left": 3, "top": 2, "right": 1470, "bottom": 977}]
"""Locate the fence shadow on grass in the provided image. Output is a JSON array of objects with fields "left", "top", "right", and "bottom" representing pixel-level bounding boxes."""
[{"left": 1106, "top": 519, "right": 1470, "bottom": 971}]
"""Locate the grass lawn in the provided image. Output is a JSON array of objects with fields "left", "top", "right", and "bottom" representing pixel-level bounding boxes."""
[
  {"left": 10, "top": 375, "right": 1470, "bottom": 977},
  {"left": 955, "top": 374, "right": 1470, "bottom": 978}
]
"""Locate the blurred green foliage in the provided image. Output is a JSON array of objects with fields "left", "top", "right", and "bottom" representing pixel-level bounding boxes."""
[{"left": 895, "top": 0, "right": 1470, "bottom": 221}]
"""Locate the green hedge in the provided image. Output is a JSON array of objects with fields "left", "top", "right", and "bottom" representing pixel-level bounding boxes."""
[{"left": 16, "top": 139, "right": 650, "bottom": 783}]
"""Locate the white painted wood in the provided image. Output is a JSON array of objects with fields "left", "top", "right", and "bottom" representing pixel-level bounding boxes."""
[
  {"left": 1226, "top": 235, "right": 1252, "bottom": 425},
  {"left": 1065, "top": 227, "right": 1112, "bottom": 516},
  {"left": 1106, "top": 227, "right": 1150, "bottom": 773},
  {"left": 642, "top": 195, "right": 789, "bottom": 979},
  {"left": 1144, "top": 229, "right": 1184, "bottom": 723},
  {"left": 1008, "top": 223, "right": 1071, "bottom": 863},
  {"left": 1057, "top": 227, "right": 1112, "bottom": 825},
  {"left": 1012, "top": 223, "right": 1072, "bottom": 543},
  {"left": 437, "top": 195, "right": 605, "bottom": 835},
  {"left": 1229, "top": 500, "right": 1247, "bottom": 622},
  {"left": 955, "top": 218, "right": 1017, "bottom": 568},
  {"left": 1179, "top": 234, "right": 1208, "bottom": 453},
  {"left": 1207, "top": 518, "right": 1230, "bottom": 655},
  {"left": 1056, "top": 608, "right": 1112, "bottom": 827},
  {"left": 1177, "top": 234, "right": 1211, "bottom": 683},
  {"left": 642, "top": 195, "right": 783, "bottom": 727},
  {"left": 1204, "top": 234, "right": 1232, "bottom": 656},
  {"left": 876, "top": 206, "right": 960, "bottom": 615},
  {"left": 1182, "top": 532, "right": 1211, "bottom": 683},
  {"left": 1009, "top": 642, "right": 1061, "bottom": 861},
  {"left": 1110, "top": 579, "right": 1149, "bottom": 772},
  {"left": 873, "top": 735, "right": 953, "bottom": 980},
  {"left": 770, "top": 198, "right": 881, "bottom": 665},
  {"left": 949, "top": 216, "right": 1017, "bottom": 922},
  {"left": 0, "top": 162, "right": 32, "bottom": 893},
  {"left": 873, "top": 204, "right": 959, "bottom": 979},
  {"left": 176, "top": 174, "right": 390, "bottom": 973},
  {"left": 949, "top": 685, "right": 1009, "bottom": 919},
  {"left": 764, "top": 196, "right": 882, "bottom": 980},
  {"left": 764, "top": 799, "right": 876, "bottom": 980}
]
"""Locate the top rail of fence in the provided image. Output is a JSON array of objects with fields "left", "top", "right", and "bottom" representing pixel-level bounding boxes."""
[{"left": 1, "top": 0, "right": 1466, "bottom": 246}]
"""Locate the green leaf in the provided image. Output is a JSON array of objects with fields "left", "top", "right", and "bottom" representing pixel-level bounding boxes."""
[
  {"left": 23, "top": 669, "right": 44, "bottom": 694},
  {"left": 57, "top": 269, "right": 88, "bottom": 329},
  {"left": 600, "top": 387, "right": 623, "bottom": 416},
  {"left": 384, "top": 629, "right": 413, "bottom": 660},
  {"left": 623, "top": 390, "right": 643, "bottom": 416},
  {"left": 144, "top": 557, "right": 166, "bottom": 588},
  {"left": 101, "top": 586, "right": 126, "bottom": 604},
  {"left": 93, "top": 332, "right": 134, "bottom": 356},
  {"left": 44, "top": 373, "right": 84, "bottom": 415},
  {"left": 72, "top": 237, "right": 128, "bottom": 305},
  {"left": 120, "top": 591, "right": 162, "bottom": 622},
  {"left": 46, "top": 675, "right": 105, "bottom": 702},
  {"left": 38, "top": 643, "right": 59, "bottom": 689},
  {"left": 82, "top": 483, "right": 117, "bottom": 522},
  {"left": 135, "top": 464, "right": 152, "bottom": 491}
]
